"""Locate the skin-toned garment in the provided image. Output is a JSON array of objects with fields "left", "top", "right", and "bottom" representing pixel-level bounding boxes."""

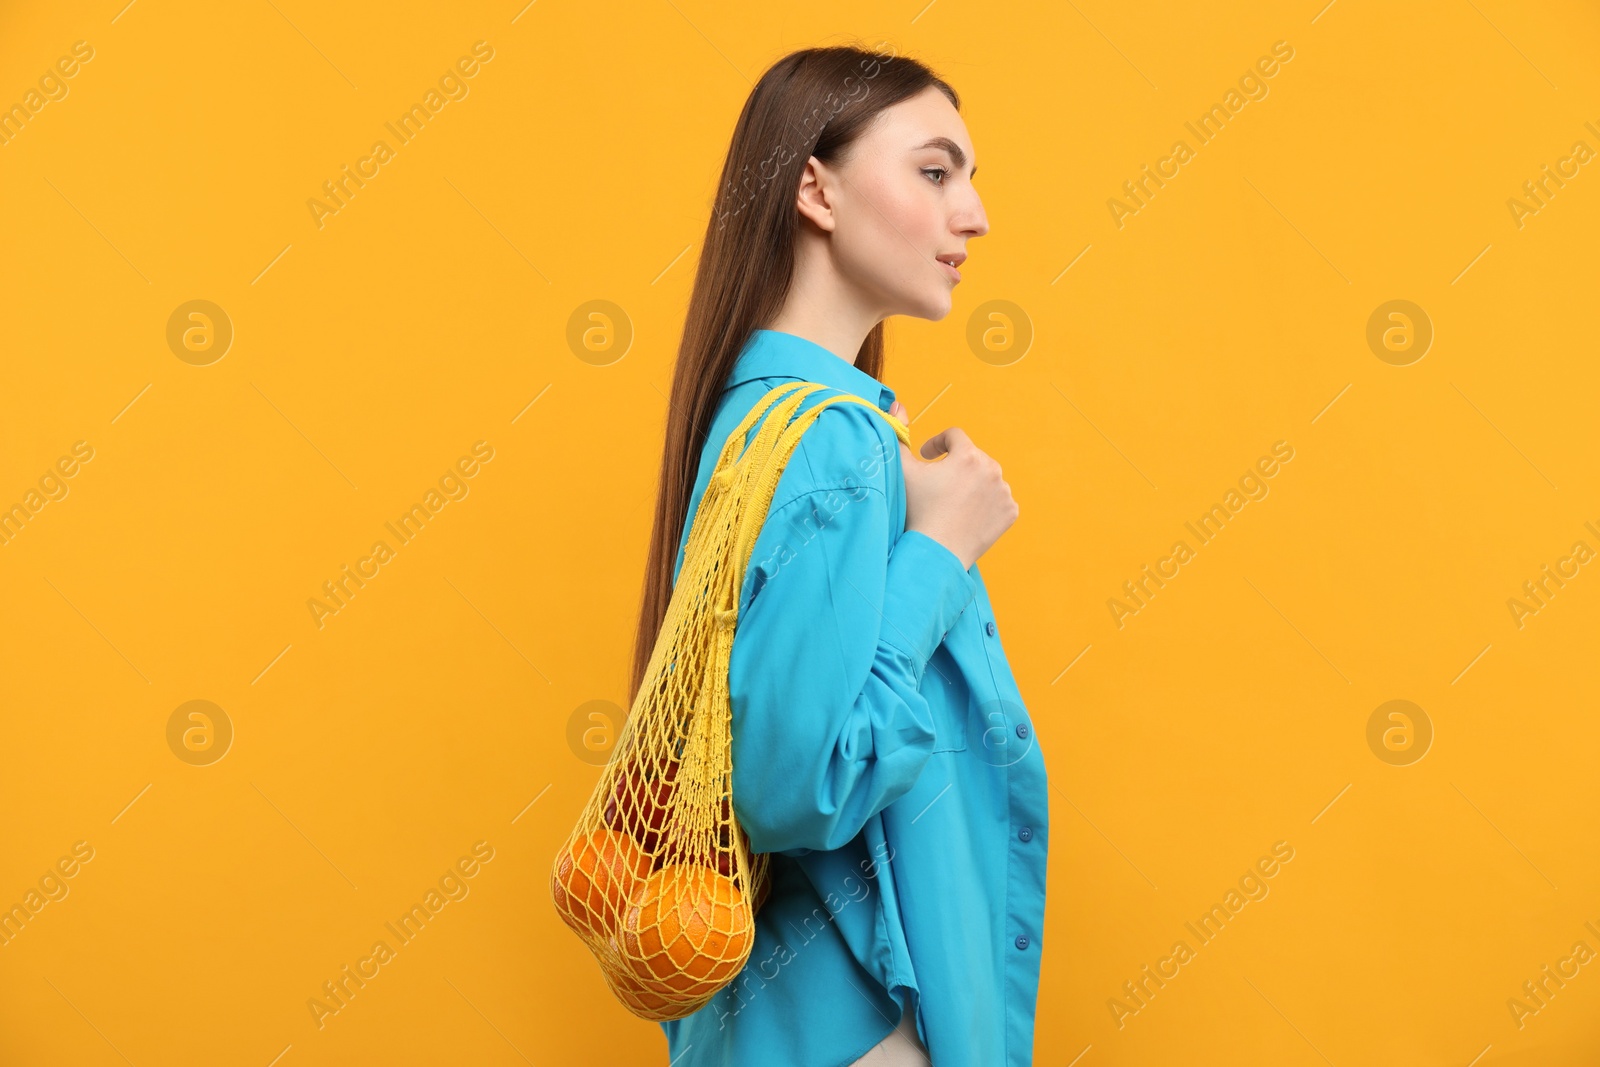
[
  {"left": 659, "top": 329, "right": 1049, "bottom": 1067},
  {"left": 847, "top": 1005, "right": 930, "bottom": 1066}
]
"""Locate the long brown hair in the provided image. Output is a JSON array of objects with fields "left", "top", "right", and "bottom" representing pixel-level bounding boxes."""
[{"left": 629, "top": 43, "right": 960, "bottom": 702}]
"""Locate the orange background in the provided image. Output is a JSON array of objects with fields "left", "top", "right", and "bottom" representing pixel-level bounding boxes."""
[{"left": 3, "top": 1, "right": 1599, "bottom": 1064}]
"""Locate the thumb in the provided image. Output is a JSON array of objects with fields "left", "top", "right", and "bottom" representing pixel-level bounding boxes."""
[
  {"left": 891, "top": 402, "right": 911, "bottom": 464},
  {"left": 918, "top": 428, "right": 952, "bottom": 460}
]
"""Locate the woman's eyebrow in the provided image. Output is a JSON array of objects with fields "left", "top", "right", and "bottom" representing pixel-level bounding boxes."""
[{"left": 913, "top": 136, "right": 976, "bottom": 178}]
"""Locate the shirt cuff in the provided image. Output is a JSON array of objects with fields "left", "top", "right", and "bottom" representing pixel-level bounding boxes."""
[{"left": 879, "top": 530, "right": 980, "bottom": 672}]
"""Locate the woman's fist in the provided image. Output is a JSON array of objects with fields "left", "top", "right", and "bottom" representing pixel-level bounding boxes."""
[{"left": 891, "top": 399, "right": 1018, "bottom": 571}]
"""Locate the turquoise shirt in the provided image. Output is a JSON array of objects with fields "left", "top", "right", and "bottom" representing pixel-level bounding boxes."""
[{"left": 661, "top": 328, "right": 1049, "bottom": 1067}]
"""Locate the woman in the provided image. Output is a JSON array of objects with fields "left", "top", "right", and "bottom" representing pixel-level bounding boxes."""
[{"left": 633, "top": 44, "right": 1048, "bottom": 1066}]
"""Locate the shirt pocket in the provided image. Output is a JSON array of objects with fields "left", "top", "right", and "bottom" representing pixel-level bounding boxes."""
[{"left": 924, "top": 644, "right": 970, "bottom": 753}]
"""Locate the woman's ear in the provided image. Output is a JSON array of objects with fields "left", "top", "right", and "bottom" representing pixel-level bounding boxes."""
[{"left": 794, "top": 156, "right": 837, "bottom": 233}]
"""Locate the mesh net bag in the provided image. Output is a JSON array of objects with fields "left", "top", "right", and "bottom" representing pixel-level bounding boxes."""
[{"left": 550, "top": 379, "right": 911, "bottom": 1021}]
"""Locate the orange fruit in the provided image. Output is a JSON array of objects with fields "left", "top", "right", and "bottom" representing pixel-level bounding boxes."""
[
  {"left": 551, "top": 828, "right": 652, "bottom": 940},
  {"left": 602, "top": 961, "right": 678, "bottom": 1018},
  {"left": 596, "top": 932, "right": 704, "bottom": 1020},
  {"left": 620, "top": 864, "right": 753, "bottom": 997}
]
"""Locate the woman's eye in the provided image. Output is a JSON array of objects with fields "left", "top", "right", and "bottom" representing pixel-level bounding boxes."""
[{"left": 922, "top": 167, "right": 947, "bottom": 186}]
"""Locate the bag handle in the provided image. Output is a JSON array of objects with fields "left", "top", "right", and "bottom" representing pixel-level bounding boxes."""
[
  {"left": 714, "top": 382, "right": 911, "bottom": 617},
  {"left": 718, "top": 381, "right": 910, "bottom": 471}
]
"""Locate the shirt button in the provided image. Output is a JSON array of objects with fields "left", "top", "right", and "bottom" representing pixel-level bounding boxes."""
[
  {"left": 985, "top": 620, "right": 996, "bottom": 637},
  {"left": 1018, "top": 826, "right": 1033, "bottom": 842},
  {"left": 1015, "top": 935, "right": 1030, "bottom": 950},
  {"left": 1015, "top": 722, "right": 1029, "bottom": 739}
]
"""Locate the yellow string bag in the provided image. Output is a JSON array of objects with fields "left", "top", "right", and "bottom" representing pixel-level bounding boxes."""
[{"left": 550, "top": 379, "right": 911, "bottom": 1021}]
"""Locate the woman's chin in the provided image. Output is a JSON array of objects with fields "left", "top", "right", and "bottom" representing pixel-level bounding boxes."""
[{"left": 895, "top": 291, "right": 955, "bottom": 322}]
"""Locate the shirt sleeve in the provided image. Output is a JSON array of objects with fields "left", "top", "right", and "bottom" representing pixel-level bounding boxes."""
[{"left": 725, "top": 401, "right": 980, "bottom": 856}]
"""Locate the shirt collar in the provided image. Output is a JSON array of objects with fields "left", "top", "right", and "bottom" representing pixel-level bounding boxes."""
[{"left": 724, "top": 329, "right": 896, "bottom": 410}]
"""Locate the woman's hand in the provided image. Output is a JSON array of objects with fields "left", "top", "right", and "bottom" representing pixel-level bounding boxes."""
[{"left": 890, "top": 399, "right": 1018, "bottom": 571}]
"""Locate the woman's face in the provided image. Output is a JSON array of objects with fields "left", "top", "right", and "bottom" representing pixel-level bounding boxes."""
[{"left": 803, "top": 85, "right": 989, "bottom": 322}]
